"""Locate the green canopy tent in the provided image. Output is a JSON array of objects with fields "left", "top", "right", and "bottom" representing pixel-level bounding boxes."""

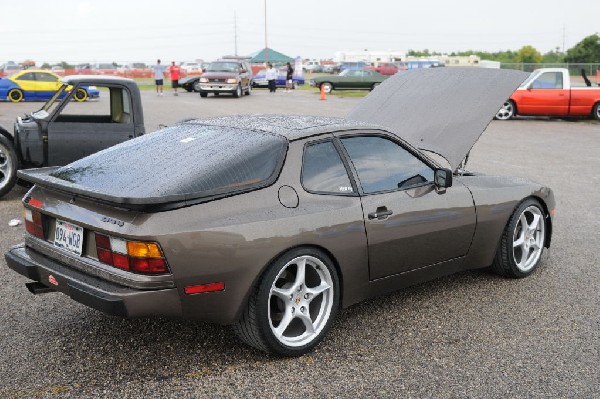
[{"left": 250, "top": 48, "right": 294, "bottom": 65}]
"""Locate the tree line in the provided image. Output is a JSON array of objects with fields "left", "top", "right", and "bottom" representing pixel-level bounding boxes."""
[{"left": 407, "top": 34, "right": 600, "bottom": 64}]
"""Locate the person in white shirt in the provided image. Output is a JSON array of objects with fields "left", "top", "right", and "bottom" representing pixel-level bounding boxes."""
[
  {"left": 265, "top": 63, "right": 278, "bottom": 93},
  {"left": 153, "top": 59, "right": 167, "bottom": 96}
]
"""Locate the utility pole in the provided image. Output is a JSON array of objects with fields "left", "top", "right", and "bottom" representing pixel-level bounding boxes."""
[
  {"left": 234, "top": 11, "right": 238, "bottom": 56},
  {"left": 264, "top": 0, "right": 268, "bottom": 64}
]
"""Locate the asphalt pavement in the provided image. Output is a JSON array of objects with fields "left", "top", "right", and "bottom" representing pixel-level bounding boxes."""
[{"left": 0, "top": 89, "right": 598, "bottom": 398}]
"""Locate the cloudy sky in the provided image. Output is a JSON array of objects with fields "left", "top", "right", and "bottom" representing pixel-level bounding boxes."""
[{"left": 1, "top": 0, "right": 597, "bottom": 65}]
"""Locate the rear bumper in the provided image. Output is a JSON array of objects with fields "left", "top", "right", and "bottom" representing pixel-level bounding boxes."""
[{"left": 4, "top": 244, "right": 182, "bottom": 319}]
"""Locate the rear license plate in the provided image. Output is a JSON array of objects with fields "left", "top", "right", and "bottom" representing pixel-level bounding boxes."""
[{"left": 54, "top": 220, "right": 84, "bottom": 256}]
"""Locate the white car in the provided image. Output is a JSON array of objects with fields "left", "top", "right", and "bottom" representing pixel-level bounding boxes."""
[{"left": 180, "top": 62, "right": 202, "bottom": 74}]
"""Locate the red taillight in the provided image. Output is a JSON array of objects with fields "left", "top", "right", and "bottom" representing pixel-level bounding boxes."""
[
  {"left": 23, "top": 207, "right": 44, "bottom": 239},
  {"left": 94, "top": 233, "right": 168, "bottom": 274}
]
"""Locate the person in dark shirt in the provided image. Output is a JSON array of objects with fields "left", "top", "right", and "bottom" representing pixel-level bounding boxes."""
[{"left": 285, "top": 62, "right": 294, "bottom": 93}]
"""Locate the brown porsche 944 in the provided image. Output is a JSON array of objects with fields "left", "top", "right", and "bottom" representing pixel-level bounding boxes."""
[{"left": 5, "top": 68, "right": 555, "bottom": 356}]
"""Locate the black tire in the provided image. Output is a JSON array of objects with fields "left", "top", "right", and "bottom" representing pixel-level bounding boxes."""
[
  {"left": 199, "top": 91, "right": 208, "bottom": 98},
  {"left": 245, "top": 84, "right": 252, "bottom": 96},
  {"left": 74, "top": 88, "right": 87, "bottom": 102},
  {"left": 0, "top": 135, "right": 18, "bottom": 198},
  {"left": 7, "top": 89, "right": 23, "bottom": 103},
  {"left": 593, "top": 103, "right": 600, "bottom": 121},
  {"left": 491, "top": 198, "right": 547, "bottom": 278},
  {"left": 233, "top": 84, "right": 242, "bottom": 98},
  {"left": 233, "top": 247, "right": 340, "bottom": 356},
  {"left": 192, "top": 81, "right": 201, "bottom": 92},
  {"left": 495, "top": 100, "right": 516, "bottom": 120},
  {"left": 184, "top": 87, "right": 192, "bottom": 92},
  {"left": 321, "top": 82, "right": 333, "bottom": 94}
]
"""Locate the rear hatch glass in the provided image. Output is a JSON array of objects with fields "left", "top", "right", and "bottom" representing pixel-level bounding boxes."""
[{"left": 48, "top": 123, "right": 287, "bottom": 204}]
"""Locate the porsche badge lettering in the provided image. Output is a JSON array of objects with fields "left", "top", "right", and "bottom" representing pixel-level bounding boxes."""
[{"left": 101, "top": 217, "right": 125, "bottom": 227}]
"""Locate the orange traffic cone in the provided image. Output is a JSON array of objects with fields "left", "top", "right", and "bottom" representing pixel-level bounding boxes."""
[{"left": 320, "top": 84, "right": 326, "bottom": 101}]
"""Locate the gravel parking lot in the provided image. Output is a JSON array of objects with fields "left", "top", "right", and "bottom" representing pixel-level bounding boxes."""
[{"left": 0, "top": 90, "right": 599, "bottom": 398}]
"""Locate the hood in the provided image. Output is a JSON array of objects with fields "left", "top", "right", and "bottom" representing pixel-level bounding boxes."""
[{"left": 346, "top": 67, "right": 529, "bottom": 170}]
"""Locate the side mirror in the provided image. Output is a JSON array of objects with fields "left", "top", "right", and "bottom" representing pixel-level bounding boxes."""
[{"left": 434, "top": 168, "right": 453, "bottom": 188}]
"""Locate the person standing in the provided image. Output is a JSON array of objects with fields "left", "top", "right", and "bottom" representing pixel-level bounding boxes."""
[
  {"left": 266, "top": 63, "right": 278, "bottom": 93},
  {"left": 285, "top": 62, "right": 294, "bottom": 93},
  {"left": 168, "top": 61, "right": 181, "bottom": 96},
  {"left": 153, "top": 59, "right": 166, "bottom": 96}
]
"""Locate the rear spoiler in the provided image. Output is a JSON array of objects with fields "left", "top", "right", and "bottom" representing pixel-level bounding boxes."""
[{"left": 18, "top": 167, "right": 270, "bottom": 212}]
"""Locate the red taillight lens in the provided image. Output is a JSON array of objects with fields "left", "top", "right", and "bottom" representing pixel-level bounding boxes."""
[
  {"left": 23, "top": 207, "right": 44, "bottom": 239},
  {"left": 94, "top": 232, "right": 168, "bottom": 274},
  {"left": 130, "top": 258, "right": 167, "bottom": 274},
  {"left": 184, "top": 282, "right": 225, "bottom": 295}
]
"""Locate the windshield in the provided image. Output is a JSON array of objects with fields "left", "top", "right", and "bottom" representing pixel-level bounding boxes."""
[
  {"left": 206, "top": 62, "right": 240, "bottom": 72},
  {"left": 519, "top": 71, "right": 537, "bottom": 88}
]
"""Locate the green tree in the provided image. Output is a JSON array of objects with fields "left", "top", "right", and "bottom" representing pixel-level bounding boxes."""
[
  {"left": 564, "top": 34, "right": 600, "bottom": 63},
  {"left": 515, "top": 46, "right": 543, "bottom": 63},
  {"left": 58, "top": 61, "right": 74, "bottom": 68},
  {"left": 41, "top": 62, "right": 51, "bottom": 69},
  {"left": 542, "top": 47, "right": 564, "bottom": 63}
]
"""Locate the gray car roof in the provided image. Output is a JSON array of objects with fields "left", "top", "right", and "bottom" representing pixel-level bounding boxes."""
[
  {"left": 347, "top": 67, "right": 530, "bottom": 170},
  {"left": 61, "top": 75, "right": 138, "bottom": 86},
  {"left": 183, "top": 115, "right": 387, "bottom": 141}
]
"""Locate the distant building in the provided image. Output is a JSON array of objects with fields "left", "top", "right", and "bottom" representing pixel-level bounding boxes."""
[
  {"left": 439, "top": 55, "right": 481, "bottom": 67},
  {"left": 334, "top": 50, "right": 405, "bottom": 65}
]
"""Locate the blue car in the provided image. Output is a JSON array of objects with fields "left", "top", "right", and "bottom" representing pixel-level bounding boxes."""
[
  {"left": 0, "top": 70, "right": 99, "bottom": 102},
  {"left": 252, "top": 69, "right": 305, "bottom": 89}
]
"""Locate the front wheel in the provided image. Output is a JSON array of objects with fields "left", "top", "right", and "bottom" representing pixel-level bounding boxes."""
[
  {"left": 233, "top": 84, "right": 242, "bottom": 98},
  {"left": 199, "top": 91, "right": 208, "bottom": 98},
  {"left": 0, "top": 135, "right": 18, "bottom": 198},
  {"left": 7, "top": 89, "right": 23, "bottom": 103},
  {"left": 593, "top": 103, "right": 600, "bottom": 121},
  {"left": 492, "top": 198, "right": 546, "bottom": 278},
  {"left": 495, "top": 100, "right": 515, "bottom": 120},
  {"left": 192, "top": 81, "right": 201, "bottom": 92},
  {"left": 233, "top": 248, "right": 340, "bottom": 356},
  {"left": 74, "top": 88, "right": 88, "bottom": 102},
  {"left": 245, "top": 84, "right": 252, "bottom": 96}
]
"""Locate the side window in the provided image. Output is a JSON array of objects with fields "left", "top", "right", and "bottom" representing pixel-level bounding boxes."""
[
  {"left": 16, "top": 73, "right": 36, "bottom": 81},
  {"left": 36, "top": 73, "right": 59, "bottom": 82},
  {"left": 531, "top": 72, "right": 563, "bottom": 89},
  {"left": 302, "top": 141, "right": 354, "bottom": 194},
  {"left": 341, "top": 136, "right": 434, "bottom": 194}
]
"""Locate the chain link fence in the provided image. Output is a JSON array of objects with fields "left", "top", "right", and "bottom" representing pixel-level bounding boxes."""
[{"left": 501, "top": 63, "right": 600, "bottom": 78}]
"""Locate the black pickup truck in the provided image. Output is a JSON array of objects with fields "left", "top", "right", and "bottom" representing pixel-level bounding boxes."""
[{"left": 0, "top": 76, "right": 145, "bottom": 198}]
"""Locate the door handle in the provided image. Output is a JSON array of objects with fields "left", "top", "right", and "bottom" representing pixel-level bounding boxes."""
[{"left": 368, "top": 206, "right": 393, "bottom": 220}]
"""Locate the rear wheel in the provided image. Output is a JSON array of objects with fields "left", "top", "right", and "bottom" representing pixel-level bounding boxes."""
[
  {"left": 492, "top": 198, "right": 546, "bottom": 278},
  {"left": 321, "top": 82, "right": 333, "bottom": 94},
  {"left": 495, "top": 100, "right": 515, "bottom": 120},
  {"left": 593, "top": 103, "right": 600, "bottom": 121},
  {"left": 8, "top": 89, "right": 23, "bottom": 103},
  {"left": 233, "top": 248, "right": 340, "bottom": 356},
  {"left": 0, "top": 135, "right": 18, "bottom": 198},
  {"left": 74, "top": 88, "right": 88, "bottom": 102}
]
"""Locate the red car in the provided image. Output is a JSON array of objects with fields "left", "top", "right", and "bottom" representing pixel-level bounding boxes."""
[
  {"left": 496, "top": 68, "right": 600, "bottom": 120},
  {"left": 366, "top": 62, "right": 407, "bottom": 76}
]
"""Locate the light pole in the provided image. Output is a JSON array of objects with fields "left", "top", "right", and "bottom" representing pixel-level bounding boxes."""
[{"left": 264, "top": 0, "right": 268, "bottom": 65}]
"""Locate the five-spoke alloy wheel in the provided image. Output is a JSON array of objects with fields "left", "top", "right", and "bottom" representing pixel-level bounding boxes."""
[
  {"left": 492, "top": 198, "right": 546, "bottom": 278},
  {"left": 0, "top": 135, "right": 18, "bottom": 198},
  {"left": 234, "top": 248, "right": 339, "bottom": 356},
  {"left": 495, "top": 100, "right": 515, "bottom": 120}
]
